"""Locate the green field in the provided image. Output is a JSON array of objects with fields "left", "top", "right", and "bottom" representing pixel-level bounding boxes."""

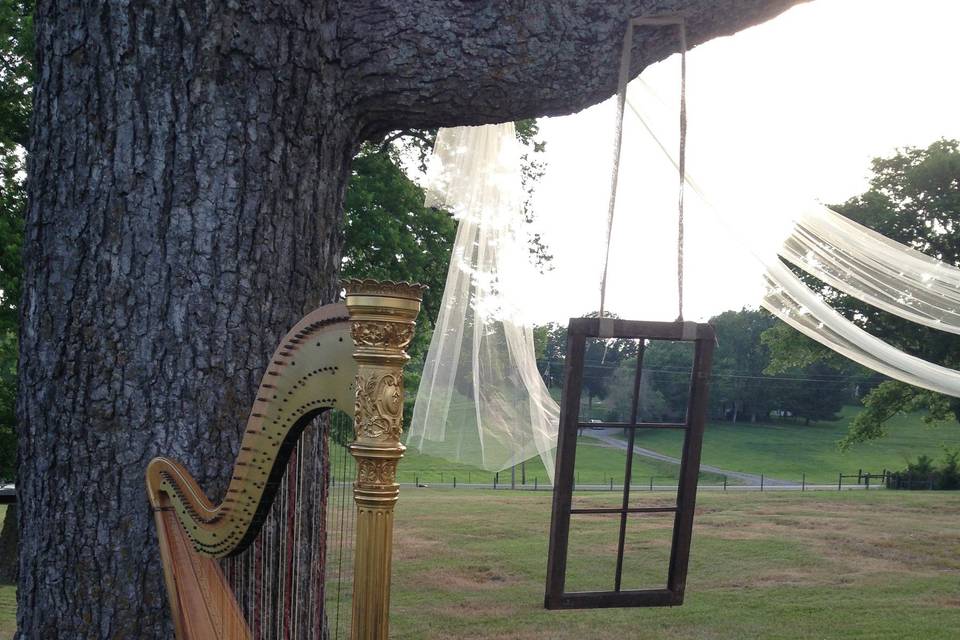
[
  {"left": 338, "top": 407, "right": 960, "bottom": 487},
  {"left": 0, "top": 587, "right": 10, "bottom": 640},
  {"left": 382, "top": 489, "right": 960, "bottom": 639},
  {"left": 620, "top": 406, "right": 960, "bottom": 483},
  {"left": 5, "top": 407, "right": 960, "bottom": 638},
  {"left": 5, "top": 492, "right": 960, "bottom": 638},
  {"left": 0, "top": 506, "right": 11, "bottom": 640}
]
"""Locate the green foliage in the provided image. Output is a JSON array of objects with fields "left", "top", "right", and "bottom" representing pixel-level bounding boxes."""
[
  {"left": 642, "top": 340, "right": 697, "bottom": 421},
  {"left": 710, "top": 309, "right": 778, "bottom": 422},
  {"left": 844, "top": 380, "right": 949, "bottom": 448},
  {"left": 709, "top": 309, "right": 849, "bottom": 425},
  {"left": 777, "top": 362, "right": 849, "bottom": 425},
  {"left": 341, "top": 145, "right": 456, "bottom": 427},
  {"left": 939, "top": 448, "right": 960, "bottom": 490},
  {"left": 369, "top": 119, "right": 552, "bottom": 268},
  {"left": 843, "top": 139, "right": 960, "bottom": 261},
  {"left": 576, "top": 313, "right": 638, "bottom": 407},
  {"left": 582, "top": 336, "right": 637, "bottom": 406},
  {"left": 342, "top": 146, "right": 458, "bottom": 364},
  {"left": 762, "top": 321, "right": 852, "bottom": 374},
  {"left": 533, "top": 315, "right": 639, "bottom": 406},
  {"left": 0, "top": 1, "right": 33, "bottom": 152},
  {"left": 763, "top": 139, "right": 960, "bottom": 446},
  {"left": 890, "top": 448, "right": 960, "bottom": 490},
  {"left": 603, "top": 355, "right": 666, "bottom": 422},
  {"left": 0, "top": 1, "right": 33, "bottom": 480},
  {"left": 537, "top": 308, "right": 851, "bottom": 427},
  {"left": 535, "top": 322, "right": 567, "bottom": 388},
  {"left": 907, "top": 454, "right": 935, "bottom": 476}
]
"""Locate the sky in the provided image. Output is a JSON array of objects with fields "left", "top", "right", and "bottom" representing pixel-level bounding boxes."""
[{"left": 523, "top": 0, "right": 960, "bottom": 325}]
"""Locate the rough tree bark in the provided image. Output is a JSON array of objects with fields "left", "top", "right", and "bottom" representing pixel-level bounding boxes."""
[{"left": 18, "top": 1, "right": 803, "bottom": 637}]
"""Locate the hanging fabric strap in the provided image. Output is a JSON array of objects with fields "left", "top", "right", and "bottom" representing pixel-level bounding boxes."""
[
  {"left": 600, "top": 15, "right": 688, "bottom": 320},
  {"left": 675, "top": 21, "right": 688, "bottom": 321}
]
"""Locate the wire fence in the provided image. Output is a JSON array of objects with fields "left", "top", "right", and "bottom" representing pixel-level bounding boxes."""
[
  {"left": 0, "top": 469, "right": 922, "bottom": 509},
  {"left": 348, "top": 469, "right": 903, "bottom": 493}
]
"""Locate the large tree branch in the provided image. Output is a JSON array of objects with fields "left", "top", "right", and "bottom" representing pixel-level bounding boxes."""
[{"left": 339, "top": 0, "right": 807, "bottom": 138}]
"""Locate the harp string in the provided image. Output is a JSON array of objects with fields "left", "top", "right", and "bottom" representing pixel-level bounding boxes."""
[
  {"left": 327, "top": 409, "right": 356, "bottom": 640},
  {"left": 220, "top": 415, "right": 346, "bottom": 640}
]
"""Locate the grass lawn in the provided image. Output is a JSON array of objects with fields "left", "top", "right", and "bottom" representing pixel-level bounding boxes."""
[
  {"left": 4, "top": 492, "right": 960, "bottom": 638},
  {"left": 0, "top": 586, "right": 11, "bottom": 640},
  {"left": 331, "top": 436, "right": 730, "bottom": 488},
  {"left": 380, "top": 489, "right": 960, "bottom": 639},
  {"left": 619, "top": 406, "right": 960, "bottom": 483}
]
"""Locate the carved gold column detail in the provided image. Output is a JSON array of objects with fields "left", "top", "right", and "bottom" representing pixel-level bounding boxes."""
[{"left": 344, "top": 279, "right": 424, "bottom": 640}]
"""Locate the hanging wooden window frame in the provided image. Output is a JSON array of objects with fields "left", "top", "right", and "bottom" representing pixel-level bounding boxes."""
[{"left": 544, "top": 317, "right": 715, "bottom": 610}]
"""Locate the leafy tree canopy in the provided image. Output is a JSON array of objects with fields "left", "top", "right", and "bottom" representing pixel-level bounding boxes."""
[{"left": 0, "top": 0, "right": 32, "bottom": 479}]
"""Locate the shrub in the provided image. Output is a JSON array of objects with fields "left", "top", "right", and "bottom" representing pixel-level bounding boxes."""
[
  {"left": 907, "top": 454, "right": 934, "bottom": 476},
  {"left": 888, "top": 451, "right": 960, "bottom": 490},
  {"left": 939, "top": 448, "right": 960, "bottom": 490}
]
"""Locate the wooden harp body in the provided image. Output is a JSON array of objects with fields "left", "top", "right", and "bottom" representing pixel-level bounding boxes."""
[{"left": 146, "top": 280, "right": 423, "bottom": 640}]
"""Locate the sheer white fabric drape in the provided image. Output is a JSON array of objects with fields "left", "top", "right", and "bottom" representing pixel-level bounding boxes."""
[
  {"left": 781, "top": 206, "right": 960, "bottom": 333},
  {"left": 407, "top": 124, "right": 560, "bottom": 480}
]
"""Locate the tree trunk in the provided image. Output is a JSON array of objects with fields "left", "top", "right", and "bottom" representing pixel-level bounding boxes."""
[
  {"left": 18, "top": 1, "right": 803, "bottom": 637},
  {"left": 18, "top": 3, "right": 353, "bottom": 637}
]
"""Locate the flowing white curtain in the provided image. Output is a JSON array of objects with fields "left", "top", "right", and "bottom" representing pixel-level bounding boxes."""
[
  {"left": 780, "top": 206, "right": 960, "bottom": 333},
  {"left": 407, "top": 124, "right": 560, "bottom": 480}
]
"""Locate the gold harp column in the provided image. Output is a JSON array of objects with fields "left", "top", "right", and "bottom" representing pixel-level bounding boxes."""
[{"left": 344, "top": 279, "right": 424, "bottom": 640}]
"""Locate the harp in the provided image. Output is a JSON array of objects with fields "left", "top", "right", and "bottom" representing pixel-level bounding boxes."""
[{"left": 146, "top": 279, "right": 424, "bottom": 640}]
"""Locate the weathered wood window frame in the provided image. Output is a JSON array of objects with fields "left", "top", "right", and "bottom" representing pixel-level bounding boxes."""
[{"left": 545, "top": 317, "right": 715, "bottom": 609}]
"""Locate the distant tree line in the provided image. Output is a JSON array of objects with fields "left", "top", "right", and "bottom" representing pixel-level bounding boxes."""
[{"left": 535, "top": 308, "right": 879, "bottom": 427}]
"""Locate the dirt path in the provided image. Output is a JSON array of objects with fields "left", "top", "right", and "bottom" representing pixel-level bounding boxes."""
[{"left": 587, "top": 429, "right": 792, "bottom": 486}]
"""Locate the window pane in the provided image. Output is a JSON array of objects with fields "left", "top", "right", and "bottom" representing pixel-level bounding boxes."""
[
  {"left": 640, "top": 340, "right": 694, "bottom": 424},
  {"left": 578, "top": 338, "right": 641, "bottom": 424},
  {"left": 618, "top": 513, "right": 675, "bottom": 591},
  {"left": 563, "top": 513, "right": 620, "bottom": 593}
]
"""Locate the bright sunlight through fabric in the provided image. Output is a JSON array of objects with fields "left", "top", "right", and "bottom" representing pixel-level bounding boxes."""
[{"left": 407, "top": 124, "right": 560, "bottom": 481}]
